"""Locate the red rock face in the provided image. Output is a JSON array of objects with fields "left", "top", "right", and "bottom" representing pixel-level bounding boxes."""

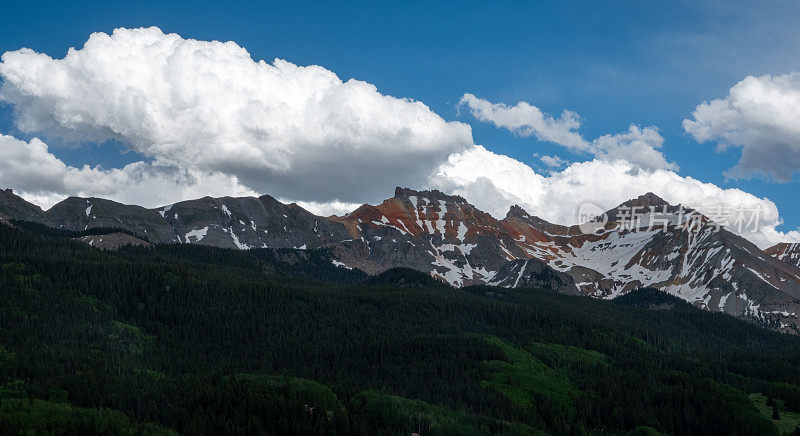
[
  {"left": 334, "top": 188, "right": 561, "bottom": 286},
  {"left": 337, "top": 189, "right": 534, "bottom": 251}
]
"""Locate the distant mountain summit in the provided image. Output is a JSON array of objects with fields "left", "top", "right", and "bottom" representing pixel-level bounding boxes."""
[
  {"left": 2, "top": 186, "right": 800, "bottom": 333},
  {"left": 0, "top": 188, "right": 46, "bottom": 222}
]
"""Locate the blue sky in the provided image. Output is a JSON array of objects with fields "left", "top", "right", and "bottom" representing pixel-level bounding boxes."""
[{"left": 1, "top": 1, "right": 799, "bottom": 243}]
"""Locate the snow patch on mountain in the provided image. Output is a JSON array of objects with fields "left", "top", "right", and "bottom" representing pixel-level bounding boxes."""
[{"left": 185, "top": 226, "right": 208, "bottom": 243}]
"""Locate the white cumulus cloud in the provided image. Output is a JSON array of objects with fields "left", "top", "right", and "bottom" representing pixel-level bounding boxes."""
[
  {"left": 432, "top": 145, "right": 799, "bottom": 249},
  {"left": 684, "top": 72, "right": 800, "bottom": 182},
  {"left": 460, "top": 93, "right": 586, "bottom": 150},
  {"left": 0, "top": 27, "right": 472, "bottom": 204},
  {"left": 538, "top": 154, "right": 569, "bottom": 168},
  {"left": 0, "top": 134, "right": 256, "bottom": 209},
  {"left": 460, "top": 94, "right": 677, "bottom": 171},
  {"left": 0, "top": 27, "right": 796, "bottom": 248}
]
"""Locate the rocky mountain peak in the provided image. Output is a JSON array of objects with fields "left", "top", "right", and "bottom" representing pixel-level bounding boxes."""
[
  {"left": 506, "top": 204, "right": 531, "bottom": 219},
  {"left": 0, "top": 188, "right": 46, "bottom": 221},
  {"left": 601, "top": 192, "right": 686, "bottom": 224},
  {"left": 502, "top": 205, "right": 560, "bottom": 232},
  {"left": 393, "top": 187, "right": 467, "bottom": 204},
  {"left": 617, "top": 192, "right": 670, "bottom": 210}
]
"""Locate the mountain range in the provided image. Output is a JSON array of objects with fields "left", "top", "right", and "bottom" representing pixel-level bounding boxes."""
[{"left": 2, "top": 186, "right": 799, "bottom": 333}]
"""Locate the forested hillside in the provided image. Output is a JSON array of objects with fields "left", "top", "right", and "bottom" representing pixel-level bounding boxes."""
[{"left": 1, "top": 222, "right": 800, "bottom": 434}]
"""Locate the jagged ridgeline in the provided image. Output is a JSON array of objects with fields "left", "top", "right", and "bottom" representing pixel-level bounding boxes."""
[
  {"left": 1, "top": 220, "right": 800, "bottom": 434},
  {"left": 3, "top": 186, "right": 800, "bottom": 334}
]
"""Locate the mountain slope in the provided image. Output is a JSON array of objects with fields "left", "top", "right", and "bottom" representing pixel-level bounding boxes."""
[
  {"left": 767, "top": 243, "right": 800, "bottom": 269},
  {"left": 157, "top": 194, "right": 351, "bottom": 249},
  {"left": 3, "top": 187, "right": 800, "bottom": 333},
  {"left": 0, "top": 189, "right": 351, "bottom": 251},
  {"left": 330, "top": 187, "right": 526, "bottom": 286},
  {"left": 48, "top": 197, "right": 175, "bottom": 243},
  {"left": 331, "top": 190, "right": 800, "bottom": 332},
  {"left": 4, "top": 219, "right": 800, "bottom": 434},
  {"left": 500, "top": 194, "right": 800, "bottom": 332},
  {"left": 0, "top": 188, "right": 46, "bottom": 222}
]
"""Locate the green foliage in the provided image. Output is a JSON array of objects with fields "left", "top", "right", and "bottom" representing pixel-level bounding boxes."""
[
  {"left": 0, "top": 345, "right": 14, "bottom": 369},
  {"left": 9, "top": 218, "right": 148, "bottom": 242},
  {"left": 363, "top": 267, "right": 450, "bottom": 288},
  {"left": 349, "top": 390, "right": 542, "bottom": 435},
  {"left": 727, "top": 373, "right": 800, "bottom": 412},
  {"left": 250, "top": 247, "right": 369, "bottom": 285},
  {"left": 626, "top": 426, "right": 663, "bottom": 436},
  {"left": 752, "top": 393, "right": 800, "bottom": 434},
  {"left": 0, "top": 397, "right": 174, "bottom": 435},
  {"left": 0, "top": 222, "right": 798, "bottom": 434},
  {"left": 527, "top": 342, "right": 609, "bottom": 370},
  {"left": 476, "top": 335, "right": 582, "bottom": 432},
  {"left": 179, "top": 374, "right": 349, "bottom": 434}
]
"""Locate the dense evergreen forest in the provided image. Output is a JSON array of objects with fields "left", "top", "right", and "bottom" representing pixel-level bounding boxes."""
[{"left": 1, "top": 221, "right": 800, "bottom": 434}]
